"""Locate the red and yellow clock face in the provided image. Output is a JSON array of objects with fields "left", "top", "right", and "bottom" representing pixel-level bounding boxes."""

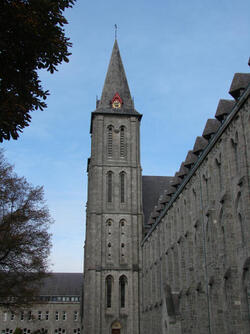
[
  {"left": 111, "top": 92, "right": 122, "bottom": 109},
  {"left": 112, "top": 99, "right": 121, "bottom": 109}
]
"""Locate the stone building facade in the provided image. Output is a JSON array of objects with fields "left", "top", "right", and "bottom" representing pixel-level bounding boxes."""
[
  {"left": 1, "top": 41, "right": 249, "bottom": 334},
  {"left": 0, "top": 273, "right": 82, "bottom": 334},
  {"left": 83, "top": 40, "right": 250, "bottom": 334},
  {"left": 140, "top": 75, "right": 250, "bottom": 334}
]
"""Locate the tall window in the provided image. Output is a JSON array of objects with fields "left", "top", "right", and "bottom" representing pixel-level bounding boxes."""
[
  {"left": 106, "top": 275, "right": 113, "bottom": 308},
  {"left": 107, "top": 171, "right": 113, "bottom": 203},
  {"left": 107, "top": 125, "right": 113, "bottom": 157},
  {"left": 120, "top": 172, "right": 125, "bottom": 203},
  {"left": 120, "top": 275, "right": 127, "bottom": 308},
  {"left": 120, "top": 126, "right": 126, "bottom": 157}
]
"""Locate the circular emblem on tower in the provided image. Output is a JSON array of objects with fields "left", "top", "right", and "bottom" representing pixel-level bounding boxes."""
[{"left": 111, "top": 92, "right": 122, "bottom": 109}]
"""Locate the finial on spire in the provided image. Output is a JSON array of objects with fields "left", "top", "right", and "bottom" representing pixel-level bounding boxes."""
[{"left": 114, "top": 24, "right": 118, "bottom": 40}]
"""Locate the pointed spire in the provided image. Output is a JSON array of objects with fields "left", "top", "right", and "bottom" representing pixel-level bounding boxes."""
[{"left": 98, "top": 40, "right": 133, "bottom": 110}]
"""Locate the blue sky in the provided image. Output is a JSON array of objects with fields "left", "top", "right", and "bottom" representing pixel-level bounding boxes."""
[{"left": 2, "top": 0, "right": 250, "bottom": 272}]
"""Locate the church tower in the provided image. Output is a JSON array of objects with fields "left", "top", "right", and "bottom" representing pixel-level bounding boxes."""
[{"left": 83, "top": 40, "right": 143, "bottom": 334}]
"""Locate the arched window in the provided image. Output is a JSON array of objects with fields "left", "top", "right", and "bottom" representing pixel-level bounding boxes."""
[
  {"left": 120, "top": 126, "right": 126, "bottom": 157},
  {"left": 119, "top": 275, "right": 127, "bottom": 308},
  {"left": 120, "top": 172, "right": 125, "bottom": 203},
  {"left": 107, "top": 125, "right": 113, "bottom": 158},
  {"left": 107, "top": 171, "right": 113, "bottom": 203},
  {"left": 106, "top": 275, "right": 113, "bottom": 308}
]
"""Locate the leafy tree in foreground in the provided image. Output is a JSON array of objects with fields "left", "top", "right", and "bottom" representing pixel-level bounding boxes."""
[
  {"left": 0, "top": 149, "right": 53, "bottom": 308},
  {"left": 0, "top": 0, "right": 75, "bottom": 142}
]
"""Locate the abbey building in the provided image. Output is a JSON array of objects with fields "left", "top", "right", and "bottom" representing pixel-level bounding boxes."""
[
  {"left": 0, "top": 42, "right": 249, "bottom": 334},
  {"left": 82, "top": 41, "right": 250, "bottom": 334}
]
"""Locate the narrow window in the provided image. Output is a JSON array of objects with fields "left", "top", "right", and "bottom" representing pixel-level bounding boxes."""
[
  {"left": 74, "top": 311, "right": 78, "bottom": 321},
  {"left": 107, "top": 219, "right": 112, "bottom": 235},
  {"left": 62, "top": 311, "right": 66, "bottom": 320},
  {"left": 107, "top": 125, "right": 113, "bottom": 157},
  {"left": 28, "top": 311, "right": 32, "bottom": 321},
  {"left": 46, "top": 311, "right": 49, "bottom": 320},
  {"left": 120, "top": 172, "right": 125, "bottom": 203},
  {"left": 215, "top": 157, "right": 222, "bottom": 191},
  {"left": 120, "top": 126, "right": 126, "bottom": 157},
  {"left": 55, "top": 311, "right": 59, "bottom": 321},
  {"left": 231, "top": 132, "right": 239, "bottom": 172},
  {"left": 120, "top": 275, "right": 127, "bottom": 308},
  {"left": 74, "top": 329, "right": 80, "bottom": 334},
  {"left": 20, "top": 311, "right": 24, "bottom": 321},
  {"left": 38, "top": 311, "right": 42, "bottom": 320},
  {"left": 11, "top": 312, "right": 14, "bottom": 321},
  {"left": 106, "top": 275, "right": 113, "bottom": 308},
  {"left": 107, "top": 172, "right": 113, "bottom": 203}
]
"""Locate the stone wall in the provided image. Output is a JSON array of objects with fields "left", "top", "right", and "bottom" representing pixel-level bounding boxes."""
[{"left": 141, "top": 83, "right": 250, "bottom": 334}]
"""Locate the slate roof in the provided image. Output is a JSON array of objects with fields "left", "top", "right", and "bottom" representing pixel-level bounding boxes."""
[
  {"left": 99, "top": 40, "right": 134, "bottom": 111},
  {"left": 142, "top": 176, "right": 173, "bottom": 226},
  {"left": 90, "top": 40, "right": 142, "bottom": 133},
  {"left": 38, "top": 273, "right": 83, "bottom": 296}
]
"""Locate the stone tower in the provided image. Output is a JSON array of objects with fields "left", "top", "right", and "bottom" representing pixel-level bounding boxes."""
[{"left": 83, "top": 40, "right": 143, "bottom": 334}]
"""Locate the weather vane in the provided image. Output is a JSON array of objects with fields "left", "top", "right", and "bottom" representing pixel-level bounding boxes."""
[{"left": 114, "top": 24, "right": 118, "bottom": 40}]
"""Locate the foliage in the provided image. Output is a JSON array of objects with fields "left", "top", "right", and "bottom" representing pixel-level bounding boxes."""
[
  {"left": 0, "top": 0, "right": 75, "bottom": 142},
  {"left": 0, "top": 149, "right": 53, "bottom": 308},
  {"left": 14, "top": 329, "right": 23, "bottom": 334}
]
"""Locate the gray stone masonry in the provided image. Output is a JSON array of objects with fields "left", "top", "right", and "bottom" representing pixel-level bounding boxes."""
[{"left": 141, "top": 81, "right": 250, "bottom": 334}]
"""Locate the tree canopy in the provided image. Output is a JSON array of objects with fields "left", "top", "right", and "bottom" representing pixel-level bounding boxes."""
[
  {"left": 0, "top": 0, "right": 75, "bottom": 142},
  {"left": 0, "top": 149, "right": 53, "bottom": 308}
]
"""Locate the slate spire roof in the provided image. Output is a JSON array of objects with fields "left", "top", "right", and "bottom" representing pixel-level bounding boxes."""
[{"left": 98, "top": 40, "right": 134, "bottom": 110}]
